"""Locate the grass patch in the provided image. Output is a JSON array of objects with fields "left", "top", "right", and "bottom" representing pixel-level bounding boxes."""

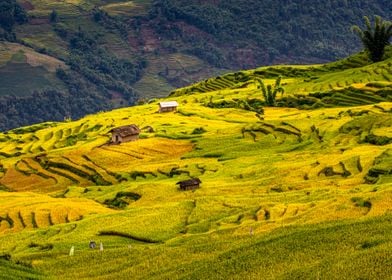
[{"left": 104, "top": 192, "right": 141, "bottom": 209}]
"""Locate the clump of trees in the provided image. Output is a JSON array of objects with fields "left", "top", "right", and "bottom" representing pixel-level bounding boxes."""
[
  {"left": 0, "top": 0, "right": 27, "bottom": 40},
  {"left": 0, "top": 0, "right": 27, "bottom": 31},
  {"left": 352, "top": 16, "right": 392, "bottom": 62}
]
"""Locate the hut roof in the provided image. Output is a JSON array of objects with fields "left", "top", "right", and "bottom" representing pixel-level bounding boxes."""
[
  {"left": 176, "top": 178, "right": 201, "bottom": 187},
  {"left": 159, "top": 101, "right": 179, "bottom": 108},
  {"left": 110, "top": 124, "right": 140, "bottom": 137}
]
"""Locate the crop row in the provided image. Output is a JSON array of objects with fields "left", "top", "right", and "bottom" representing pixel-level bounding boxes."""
[{"left": 0, "top": 210, "right": 81, "bottom": 233}]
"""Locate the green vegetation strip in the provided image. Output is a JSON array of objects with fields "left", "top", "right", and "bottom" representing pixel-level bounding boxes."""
[{"left": 98, "top": 230, "right": 161, "bottom": 244}]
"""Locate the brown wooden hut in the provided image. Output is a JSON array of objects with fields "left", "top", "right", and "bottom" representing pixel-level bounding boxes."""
[
  {"left": 177, "top": 178, "right": 201, "bottom": 191},
  {"left": 159, "top": 101, "right": 178, "bottom": 113},
  {"left": 110, "top": 124, "right": 140, "bottom": 144}
]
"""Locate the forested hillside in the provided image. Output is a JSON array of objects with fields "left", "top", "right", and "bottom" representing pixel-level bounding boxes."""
[
  {"left": 0, "top": 0, "right": 390, "bottom": 131},
  {"left": 0, "top": 0, "right": 150, "bottom": 131},
  {"left": 150, "top": 0, "right": 391, "bottom": 68}
]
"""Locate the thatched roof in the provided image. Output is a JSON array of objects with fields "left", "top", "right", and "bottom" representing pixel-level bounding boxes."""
[
  {"left": 159, "top": 101, "right": 179, "bottom": 108},
  {"left": 110, "top": 124, "right": 140, "bottom": 137},
  {"left": 176, "top": 178, "right": 201, "bottom": 187}
]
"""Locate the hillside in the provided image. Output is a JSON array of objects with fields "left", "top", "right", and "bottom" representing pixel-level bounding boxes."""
[
  {"left": 0, "top": 0, "right": 391, "bottom": 130},
  {"left": 0, "top": 0, "right": 221, "bottom": 131},
  {"left": 0, "top": 53, "right": 391, "bottom": 279},
  {"left": 150, "top": 0, "right": 392, "bottom": 67}
]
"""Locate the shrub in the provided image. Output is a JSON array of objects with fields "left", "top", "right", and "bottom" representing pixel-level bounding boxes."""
[
  {"left": 104, "top": 192, "right": 141, "bottom": 209},
  {"left": 351, "top": 197, "right": 372, "bottom": 209},
  {"left": 362, "top": 134, "right": 392, "bottom": 146},
  {"left": 191, "top": 127, "right": 207, "bottom": 134}
]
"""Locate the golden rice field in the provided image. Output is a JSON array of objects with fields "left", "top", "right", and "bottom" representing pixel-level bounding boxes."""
[{"left": 0, "top": 53, "right": 391, "bottom": 279}]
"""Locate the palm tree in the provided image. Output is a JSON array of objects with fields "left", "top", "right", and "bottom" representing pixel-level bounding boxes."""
[
  {"left": 255, "top": 77, "right": 284, "bottom": 106},
  {"left": 352, "top": 16, "right": 392, "bottom": 62}
]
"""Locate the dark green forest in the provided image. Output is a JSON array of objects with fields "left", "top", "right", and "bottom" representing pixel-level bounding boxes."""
[{"left": 150, "top": 0, "right": 391, "bottom": 67}]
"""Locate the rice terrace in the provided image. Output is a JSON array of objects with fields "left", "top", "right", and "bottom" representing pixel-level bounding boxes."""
[
  {"left": 0, "top": 44, "right": 391, "bottom": 278},
  {"left": 0, "top": 0, "right": 392, "bottom": 279}
]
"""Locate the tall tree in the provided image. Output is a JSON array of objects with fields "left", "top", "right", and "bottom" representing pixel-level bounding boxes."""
[
  {"left": 352, "top": 16, "right": 392, "bottom": 62},
  {"left": 50, "top": 9, "right": 58, "bottom": 23},
  {"left": 255, "top": 77, "right": 284, "bottom": 106}
]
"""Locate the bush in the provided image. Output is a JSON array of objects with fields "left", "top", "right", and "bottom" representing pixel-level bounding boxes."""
[
  {"left": 104, "top": 192, "right": 141, "bottom": 209},
  {"left": 191, "top": 127, "right": 207, "bottom": 134},
  {"left": 362, "top": 134, "right": 392, "bottom": 146},
  {"left": 351, "top": 197, "right": 372, "bottom": 209}
]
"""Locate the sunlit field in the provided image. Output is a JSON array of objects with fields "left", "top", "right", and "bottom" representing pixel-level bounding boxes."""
[{"left": 0, "top": 50, "right": 391, "bottom": 279}]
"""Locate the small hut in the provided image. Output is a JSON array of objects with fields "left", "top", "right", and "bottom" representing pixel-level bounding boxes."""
[
  {"left": 159, "top": 101, "right": 178, "bottom": 113},
  {"left": 177, "top": 178, "right": 201, "bottom": 191},
  {"left": 110, "top": 124, "right": 140, "bottom": 144}
]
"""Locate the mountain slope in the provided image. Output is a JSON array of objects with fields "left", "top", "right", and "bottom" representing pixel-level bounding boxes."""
[
  {"left": 0, "top": 0, "right": 390, "bottom": 130},
  {"left": 0, "top": 54, "right": 391, "bottom": 278},
  {"left": 0, "top": 42, "right": 65, "bottom": 92},
  {"left": 150, "top": 0, "right": 392, "bottom": 67}
]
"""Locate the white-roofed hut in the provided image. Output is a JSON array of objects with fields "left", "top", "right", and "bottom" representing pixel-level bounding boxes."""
[{"left": 159, "top": 101, "right": 178, "bottom": 113}]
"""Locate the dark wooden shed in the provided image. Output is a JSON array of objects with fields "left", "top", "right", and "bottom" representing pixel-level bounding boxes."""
[
  {"left": 177, "top": 178, "right": 201, "bottom": 191},
  {"left": 110, "top": 124, "right": 140, "bottom": 144}
]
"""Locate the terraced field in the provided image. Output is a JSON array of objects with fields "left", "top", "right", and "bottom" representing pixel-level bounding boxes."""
[
  {"left": 0, "top": 54, "right": 391, "bottom": 279},
  {"left": 171, "top": 48, "right": 392, "bottom": 108},
  {"left": 0, "top": 192, "right": 113, "bottom": 234},
  {"left": 0, "top": 42, "right": 66, "bottom": 97}
]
